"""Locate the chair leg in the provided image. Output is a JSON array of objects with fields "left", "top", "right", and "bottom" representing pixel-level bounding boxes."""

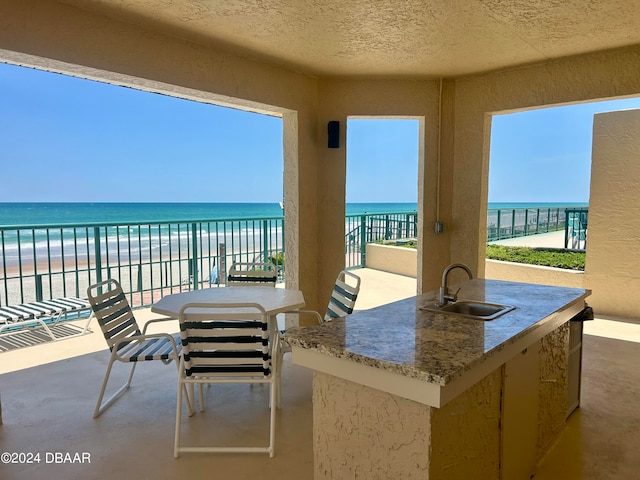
[
  {"left": 198, "top": 383, "right": 205, "bottom": 412},
  {"left": 175, "top": 377, "right": 184, "bottom": 458},
  {"left": 184, "top": 384, "right": 195, "bottom": 417},
  {"left": 276, "top": 345, "right": 284, "bottom": 409},
  {"left": 269, "top": 367, "right": 277, "bottom": 457},
  {"left": 126, "top": 360, "right": 138, "bottom": 387},
  {"left": 94, "top": 352, "right": 129, "bottom": 418},
  {"left": 77, "top": 311, "right": 94, "bottom": 336},
  {"left": 175, "top": 357, "right": 196, "bottom": 457},
  {"left": 182, "top": 382, "right": 205, "bottom": 412},
  {"left": 174, "top": 360, "right": 194, "bottom": 417}
]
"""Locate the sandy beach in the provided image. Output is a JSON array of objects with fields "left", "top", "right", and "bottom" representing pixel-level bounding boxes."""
[
  {"left": 1, "top": 253, "right": 226, "bottom": 307},
  {"left": 0, "top": 216, "right": 284, "bottom": 307}
]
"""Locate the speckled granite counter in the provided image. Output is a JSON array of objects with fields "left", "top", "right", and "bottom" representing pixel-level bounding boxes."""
[
  {"left": 286, "top": 279, "right": 590, "bottom": 407},
  {"left": 285, "top": 279, "right": 591, "bottom": 480}
]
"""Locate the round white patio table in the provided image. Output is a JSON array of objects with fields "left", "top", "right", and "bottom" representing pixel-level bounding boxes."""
[
  {"left": 152, "top": 285, "right": 304, "bottom": 415},
  {"left": 151, "top": 286, "right": 305, "bottom": 320}
]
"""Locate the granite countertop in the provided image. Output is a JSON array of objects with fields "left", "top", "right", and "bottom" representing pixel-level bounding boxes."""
[{"left": 284, "top": 279, "right": 590, "bottom": 386}]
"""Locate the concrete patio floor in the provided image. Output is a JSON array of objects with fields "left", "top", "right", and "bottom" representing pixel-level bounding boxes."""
[{"left": 1, "top": 268, "right": 639, "bottom": 479}]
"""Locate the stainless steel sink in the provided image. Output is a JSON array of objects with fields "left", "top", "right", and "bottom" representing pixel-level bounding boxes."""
[{"left": 420, "top": 300, "right": 515, "bottom": 320}]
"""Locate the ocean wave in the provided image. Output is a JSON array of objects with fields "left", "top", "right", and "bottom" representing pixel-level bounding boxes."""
[{"left": 0, "top": 220, "right": 285, "bottom": 266}]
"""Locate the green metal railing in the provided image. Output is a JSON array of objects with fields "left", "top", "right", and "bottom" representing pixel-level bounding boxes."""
[
  {"left": 0, "top": 207, "right": 587, "bottom": 308},
  {"left": 486, "top": 206, "right": 569, "bottom": 242},
  {"left": 345, "top": 212, "right": 418, "bottom": 268},
  {"left": 0, "top": 216, "right": 284, "bottom": 308}
]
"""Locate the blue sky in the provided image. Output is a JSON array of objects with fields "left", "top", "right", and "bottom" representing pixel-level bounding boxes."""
[
  {"left": 0, "top": 63, "right": 283, "bottom": 203},
  {"left": 2, "top": 61, "right": 640, "bottom": 204},
  {"left": 489, "top": 97, "right": 640, "bottom": 203},
  {"left": 346, "top": 119, "right": 419, "bottom": 203}
]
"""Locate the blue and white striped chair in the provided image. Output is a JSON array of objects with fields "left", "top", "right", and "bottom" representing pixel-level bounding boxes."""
[
  {"left": 87, "top": 279, "right": 184, "bottom": 418},
  {"left": 320, "top": 269, "right": 361, "bottom": 322},
  {"left": 0, "top": 297, "right": 92, "bottom": 342},
  {"left": 276, "top": 269, "right": 360, "bottom": 406},
  {"left": 174, "top": 302, "right": 277, "bottom": 458},
  {"left": 227, "top": 261, "right": 278, "bottom": 287}
]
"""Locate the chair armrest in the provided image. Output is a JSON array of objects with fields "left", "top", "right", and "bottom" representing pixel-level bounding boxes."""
[
  {"left": 140, "top": 316, "right": 177, "bottom": 334},
  {"left": 280, "top": 309, "right": 323, "bottom": 329}
]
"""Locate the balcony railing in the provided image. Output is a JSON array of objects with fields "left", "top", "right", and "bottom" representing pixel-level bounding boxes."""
[
  {"left": 0, "top": 206, "right": 587, "bottom": 308},
  {"left": 0, "top": 217, "right": 284, "bottom": 308},
  {"left": 345, "top": 212, "right": 418, "bottom": 268},
  {"left": 486, "top": 206, "right": 569, "bottom": 241}
]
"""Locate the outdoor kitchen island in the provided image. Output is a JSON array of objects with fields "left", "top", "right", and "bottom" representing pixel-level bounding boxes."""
[{"left": 284, "top": 279, "right": 591, "bottom": 480}]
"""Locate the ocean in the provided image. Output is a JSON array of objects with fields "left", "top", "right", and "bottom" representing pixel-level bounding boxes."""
[
  {"left": 487, "top": 202, "right": 587, "bottom": 211},
  {"left": 0, "top": 201, "right": 587, "bottom": 226},
  {"left": 0, "top": 202, "right": 419, "bottom": 267},
  {"left": 0, "top": 202, "right": 587, "bottom": 267}
]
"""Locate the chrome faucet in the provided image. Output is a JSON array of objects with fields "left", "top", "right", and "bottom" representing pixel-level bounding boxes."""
[{"left": 435, "top": 263, "right": 474, "bottom": 307}]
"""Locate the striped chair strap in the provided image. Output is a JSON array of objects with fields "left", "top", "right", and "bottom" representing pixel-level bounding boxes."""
[
  {"left": 227, "top": 262, "right": 277, "bottom": 287},
  {"left": 324, "top": 271, "right": 361, "bottom": 321},
  {"left": 228, "top": 275, "right": 277, "bottom": 284},
  {"left": 116, "top": 332, "right": 182, "bottom": 362},
  {"left": 0, "top": 297, "right": 90, "bottom": 323},
  {"left": 87, "top": 280, "right": 142, "bottom": 350},
  {"left": 179, "top": 303, "right": 272, "bottom": 378}
]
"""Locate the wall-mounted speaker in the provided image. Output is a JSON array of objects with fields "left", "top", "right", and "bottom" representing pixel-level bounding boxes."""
[{"left": 328, "top": 121, "right": 340, "bottom": 148}]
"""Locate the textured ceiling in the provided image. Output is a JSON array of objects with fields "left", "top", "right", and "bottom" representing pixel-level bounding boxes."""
[{"left": 62, "top": 0, "right": 640, "bottom": 77}]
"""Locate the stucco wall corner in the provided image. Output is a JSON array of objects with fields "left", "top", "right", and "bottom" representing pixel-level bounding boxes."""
[
  {"left": 312, "top": 371, "right": 431, "bottom": 479},
  {"left": 586, "top": 108, "right": 640, "bottom": 319}
]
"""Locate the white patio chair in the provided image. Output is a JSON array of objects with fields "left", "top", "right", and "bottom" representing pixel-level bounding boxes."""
[
  {"left": 87, "top": 279, "right": 187, "bottom": 418},
  {"left": 174, "top": 302, "right": 277, "bottom": 457},
  {"left": 227, "top": 261, "right": 278, "bottom": 287},
  {"left": 276, "top": 269, "right": 361, "bottom": 406}
]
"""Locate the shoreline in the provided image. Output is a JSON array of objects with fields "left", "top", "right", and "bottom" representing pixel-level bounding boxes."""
[{"left": 0, "top": 253, "right": 233, "bottom": 308}]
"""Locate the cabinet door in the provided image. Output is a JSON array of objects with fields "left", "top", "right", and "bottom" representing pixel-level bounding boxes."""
[{"left": 502, "top": 343, "right": 540, "bottom": 480}]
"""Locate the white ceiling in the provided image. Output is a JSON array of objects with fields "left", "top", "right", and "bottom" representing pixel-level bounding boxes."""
[{"left": 63, "top": 0, "right": 640, "bottom": 77}]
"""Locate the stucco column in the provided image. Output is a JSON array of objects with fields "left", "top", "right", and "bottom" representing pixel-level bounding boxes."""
[
  {"left": 284, "top": 109, "right": 323, "bottom": 318},
  {"left": 316, "top": 79, "right": 442, "bottom": 301},
  {"left": 420, "top": 79, "right": 456, "bottom": 291},
  {"left": 585, "top": 108, "right": 640, "bottom": 317}
]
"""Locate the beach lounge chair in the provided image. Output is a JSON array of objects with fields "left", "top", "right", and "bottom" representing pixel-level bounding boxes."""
[
  {"left": 87, "top": 279, "right": 183, "bottom": 418},
  {"left": 174, "top": 302, "right": 277, "bottom": 457},
  {"left": 276, "top": 269, "right": 361, "bottom": 406},
  {"left": 0, "top": 297, "right": 92, "bottom": 342},
  {"left": 227, "top": 262, "right": 278, "bottom": 287}
]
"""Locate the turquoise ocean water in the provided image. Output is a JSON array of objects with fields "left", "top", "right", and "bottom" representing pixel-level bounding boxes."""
[
  {"left": 0, "top": 201, "right": 587, "bottom": 226},
  {"left": 0, "top": 202, "right": 420, "bottom": 226},
  {"left": 0, "top": 202, "right": 419, "bottom": 265},
  {"left": 0, "top": 202, "right": 587, "bottom": 266}
]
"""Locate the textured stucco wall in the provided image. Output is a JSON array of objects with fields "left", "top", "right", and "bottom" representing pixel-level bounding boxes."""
[
  {"left": 453, "top": 46, "right": 640, "bottom": 318},
  {"left": 585, "top": 109, "right": 640, "bottom": 318},
  {"left": 363, "top": 247, "right": 585, "bottom": 290},
  {"left": 313, "top": 371, "right": 431, "bottom": 479},
  {"left": 312, "top": 368, "right": 503, "bottom": 480},
  {"left": 485, "top": 259, "right": 585, "bottom": 289},
  {"left": 366, "top": 244, "right": 417, "bottom": 278}
]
